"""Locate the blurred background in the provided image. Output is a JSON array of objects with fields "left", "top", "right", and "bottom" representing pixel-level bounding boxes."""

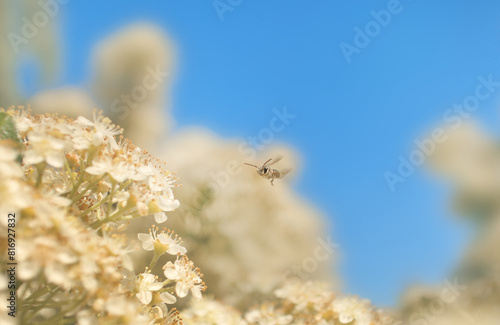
[{"left": 3, "top": 0, "right": 500, "bottom": 319}]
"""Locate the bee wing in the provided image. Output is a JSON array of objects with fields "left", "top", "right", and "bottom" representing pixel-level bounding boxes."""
[
  {"left": 278, "top": 168, "right": 292, "bottom": 178},
  {"left": 267, "top": 155, "right": 283, "bottom": 166}
]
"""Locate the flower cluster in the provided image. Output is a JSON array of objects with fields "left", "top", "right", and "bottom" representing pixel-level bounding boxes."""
[
  {"left": 245, "top": 281, "right": 396, "bottom": 325},
  {"left": 179, "top": 280, "right": 397, "bottom": 325},
  {"left": 91, "top": 23, "right": 174, "bottom": 149},
  {"left": 180, "top": 298, "right": 246, "bottom": 325},
  {"left": 0, "top": 108, "right": 202, "bottom": 324},
  {"left": 8, "top": 108, "right": 180, "bottom": 226},
  {"left": 136, "top": 226, "right": 205, "bottom": 303},
  {"left": 397, "top": 121, "right": 500, "bottom": 325}
]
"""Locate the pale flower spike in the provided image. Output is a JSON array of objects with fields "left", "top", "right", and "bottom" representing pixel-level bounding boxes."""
[{"left": 0, "top": 108, "right": 191, "bottom": 324}]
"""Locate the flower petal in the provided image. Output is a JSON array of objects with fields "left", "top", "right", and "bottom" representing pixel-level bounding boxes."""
[
  {"left": 159, "top": 292, "right": 177, "bottom": 304},
  {"left": 154, "top": 212, "right": 168, "bottom": 223},
  {"left": 176, "top": 281, "right": 189, "bottom": 298},
  {"left": 141, "top": 241, "right": 154, "bottom": 251},
  {"left": 163, "top": 268, "right": 179, "bottom": 280}
]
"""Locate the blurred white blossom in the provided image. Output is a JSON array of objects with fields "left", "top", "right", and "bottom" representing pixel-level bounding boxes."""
[
  {"left": 161, "top": 128, "right": 336, "bottom": 308},
  {"left": 91, "top": 23, "right": 175, "bottom": 150},
  {"left": 244, "top": 280, "right": 396, "bottom": 325},
  {"left": 399, "top": 119, "right": 500, "bottom": 324},
  {"left": 29, "top": 87, "right": 95, "bottom": 119},
  {"left": 0, "top": 108, "right": 198, "bottom": 324}
]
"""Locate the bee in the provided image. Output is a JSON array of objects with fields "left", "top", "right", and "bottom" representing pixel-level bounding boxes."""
[{"left": 244, "top": 156, "right": 291, "bottom": 186}]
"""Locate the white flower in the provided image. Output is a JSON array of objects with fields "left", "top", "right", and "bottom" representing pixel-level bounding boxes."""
[
  {"left": 74, "top": 111, "right": 121, "bottom": 149},
  {"left": 136, "top": 272, "right": 163, "bottom": 305},
  {"left": 332, "top": 296, "right": 373, "bottom": 325},
  {"left": 86, "top": 156, "right": 143, "bottom": 182},
  {"left": 274, "top": 280, "right": 333, "bottom": 313},
  {"left": 0, "top": 179, "right": 31, "bottom": 227},
  {"left": 163, "top": 256, "right": 204, "bottom": 300},
  {"left": 9, "top": 109, "right": 32, "bottom": 133},
  {"left": 137, "top": 227, "right": 187, "bottom": 255},
  {"left": 76, "top": 310, "right": 97, "bottom": 325},
  {"left": 180, "top": 298, "right": 245, "bottom": 325},
  {"left": 148, "top": 171, "right": 178, "bottom": 193},
  {"left": 24, "top": 131, "right": 66, "bottom": 168},
  {"left": 138, "top": 163, "right": 180, "bottom": 214},
  {"left": 106, "top": 295, "right": 130, "bottom": 316},
  {"left": 0, "top": 146, "right": 23, "bottom": 178},
  {"left": 245, "top": 305, "right": 293, "bottom": 324},
  {"left": 154, "top": 212, "right": 168, "bottom": 223},
  {"left": 158, "top": 195, "right": 180, "bottom": 211}
]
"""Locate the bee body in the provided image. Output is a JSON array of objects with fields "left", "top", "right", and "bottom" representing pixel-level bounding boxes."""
[{"left": 244, "top": 156, "right": 290, "bottom": 186}]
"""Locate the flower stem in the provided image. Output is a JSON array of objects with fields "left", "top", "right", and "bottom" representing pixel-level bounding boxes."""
[
  {"left": 64, "top": 158, "right": 76, "bottom": 187},
  {"left": 35, "top": 162, "right": 47, "bottom": 188},
  {"left": 149, "top": 253, "right": 161, "bottom": 270},
  {"left": 70, "top": 175, "right": 105, "bottom": 205}
]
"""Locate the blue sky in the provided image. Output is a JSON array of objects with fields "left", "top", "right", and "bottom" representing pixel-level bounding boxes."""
[{"left": 20, "top": 0, "right": 500, "bottom": 306}]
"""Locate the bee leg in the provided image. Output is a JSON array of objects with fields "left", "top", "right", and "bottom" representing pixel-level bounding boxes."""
[{"left": 270, "top": 178, "right": 275, "bottom": 186}]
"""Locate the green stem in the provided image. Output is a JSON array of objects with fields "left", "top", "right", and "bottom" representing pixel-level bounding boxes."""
[
  {"left": 67, "top": 147, "right": 98, "bottom": 199},
  {"left": 67, "top": 156, "right": 86, "bottom": 198},
  {"left": 22, "top": 286, "right": 60, "bottom": 323},
  {"left": 67, "top": 176, "right": 83, "bottom": 199},
  {"left": 149, "top": 254, "right": 161, "bottom": 270},
  {"left": 37, "top": 294, "right": 87, "bottom": 325},
  {"left": 64, "top": 158, "right": 75, "bottom": 187},
  {"left": 20, "top": 283, "right": 55, "bottom": 304},
  {"left": 115, "top": 179, "right": 133, "bottom": 192},
  {"left": 35, "top": 162, "right": 47, "bottom": 188},
  {"left": 89, "top": 191, "right": 137, "bottom": 228},
  {"left": 18, "top": 281, "right": 31, "bottom": 300},
  {"left": 23, "top": 297, "right": 84, "bottom": 325},
  {"left": 77, "top": 184, "right": 115, "bottom": 219},
  {"left": 70, "top": 175, "right": 105, "bottom": 205},
  {"left": 107, "top": 181, "right": 116, "bottom": 216},
  {"left": 159, "top": 280, "right": 175, "bottom": 289},
  {"left": 90, "top": 206, "right": 127, "bottom": 229},
  {"left": 76, "top": 179, "right": 132, "bottom": 218}
]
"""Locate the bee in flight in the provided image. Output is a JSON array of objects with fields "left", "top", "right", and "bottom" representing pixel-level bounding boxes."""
[{"left": 244, "top": 156, "right": 291, "bottom": 186}]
